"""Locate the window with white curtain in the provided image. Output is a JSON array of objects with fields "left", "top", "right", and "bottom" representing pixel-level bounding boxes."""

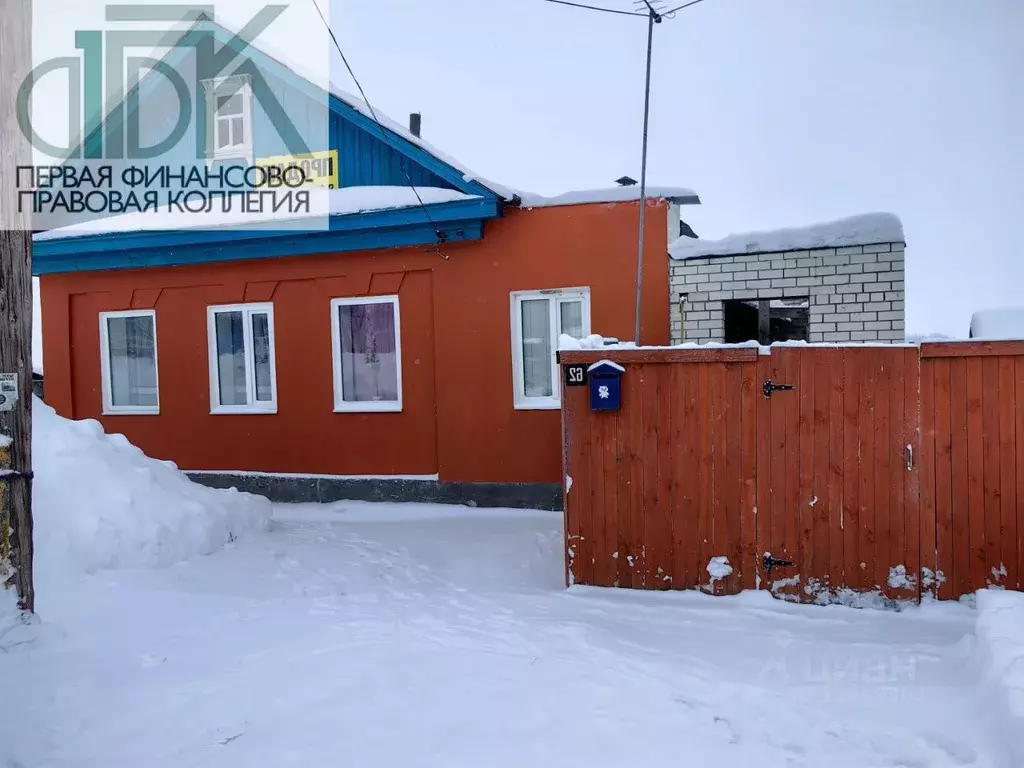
[
  {"left": 330, "top": 295, "right": 402, "bottom": 412},
  {"left": 207, "top": 303, "right": 277, "bottom": 414},
  {"left": 99, "top": 310, "right": 160, "bottom": 414},
  {"left": 510, "top": 288, "right": 591, "bottom": 409}
]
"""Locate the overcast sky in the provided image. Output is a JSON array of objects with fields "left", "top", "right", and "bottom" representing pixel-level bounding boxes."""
[{"left": 31, "top": 0, "right": 1024, "bottom": 340}]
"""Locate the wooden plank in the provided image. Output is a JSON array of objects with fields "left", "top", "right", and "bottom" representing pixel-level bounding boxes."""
[
  {"left": 708, "top": 362, "right": 727, "bottom": 593},
  {"left": 919, "top": 357, "right": 938, "bottom": 598},
  {"left": 998, "top": 356, "right": 1017, "bottom": 589},
  {"left": 810, "top": 349, "right": 832, "bottom": 598},
  {"left": 828, "top": 348, "right": 845, "bottom": 594},
  {"left": 981, "top": 357, "right": 1002, "bottom": 588},
  {"left": 784, "top": 349, "right": 802, "bottom": 587},
  {"left": 797, "top": 348, "right": 816, "bottom": 600},
  {"left": 740, "top": 360, "right": 758, "bottom": 591},
  {"left": 1017, "top": 357, "right": 1024, "bottom": 592},
  {"left": 642, "top": 364, "right": 663, "bottom": 589},
  {"left": 842, "top": 350, "right": 862, "bottom": 592},
  {"left": 574, "top": 385, "right": 595, "bottom": 587},
  {"left": 562, "top": 383, "right": 582, "bottom": 586},
  {"left": 858, "top": 350, "right": 877, "bottom": 593},
  {"left": 653, "top": 365, "right": 674, "bottom": 590},
  {"left": 667, "top": 364, "right": 686, "bottom": 591},
  {"left": 593, "top": 405, "right": 616, "bottom": 587},
  {"left": 873, "top": 350, "right": 892, "bottom": 597},
  {"left": 722, "top": 362, "right": 744, "bottom": 594},
  {"left": 619, "top": 366, "right": 642, "bottom": 589},
  {"left": 558, "top": 348, "right": 760, "bottom": 366},
  {"left": 920, "top": 341, "right": 1024, "bottom": 359},
  {"left": 755, "top": 354, "right": 774, "bottom": 591},
  {"left": 887, "top": 348, "right": 907, "bottom": 598},
  {"left": 697, "top": 363, "right": 713, "bottom": 592},
  {"left": 902, "top": 346, "right": 921, "bottom": 602},
  {"left": 949, "top": 359, "right": 971, "bottom": 599},
  {"left": 674, "top": 364, "right": 699, "bottom": 590},
  {"left": 966, "top": 358, "right": 986, "bottom": 593},
  {"left": 887, "top": 348, "right": 908, "bottom": 598}
]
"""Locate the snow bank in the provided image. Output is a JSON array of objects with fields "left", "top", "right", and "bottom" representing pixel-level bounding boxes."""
[
  {"left": 36, "top": 187, "right": 476, "bottom": 241},
  {"left": 32, "top": 399, "right": 271, "bottom": 574},
  {"left": 670, "top": 212, "right": 904, "bottom": 260},
  {"left": 969, "top": 308, "right": 1024, "bottom": 340},
  {"left": 975, "top": 589, "right": 1024, "bottom": 762}
]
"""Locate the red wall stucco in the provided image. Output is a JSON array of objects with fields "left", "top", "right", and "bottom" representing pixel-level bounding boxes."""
[{"left": 40, "top": 200, "right": 670, "bottom": 484}]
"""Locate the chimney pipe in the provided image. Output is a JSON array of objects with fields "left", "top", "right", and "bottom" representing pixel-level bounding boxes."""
[{"left": 409, "top": 112, "right": 421, "bottom": 138}]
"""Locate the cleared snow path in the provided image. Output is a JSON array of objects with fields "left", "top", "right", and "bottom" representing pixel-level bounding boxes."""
[{"left": 2, "top": 502, "right": 1011, "bottom": 767}]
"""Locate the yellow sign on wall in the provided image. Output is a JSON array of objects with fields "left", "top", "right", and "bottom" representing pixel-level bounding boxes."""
[{"left": 256, "top": 149, "right": 339, "bottom": 189}]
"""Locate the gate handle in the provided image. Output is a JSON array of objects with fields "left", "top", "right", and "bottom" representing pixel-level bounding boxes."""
[{"left": 905, "top": 444, "right": 913, "bottom": 471}]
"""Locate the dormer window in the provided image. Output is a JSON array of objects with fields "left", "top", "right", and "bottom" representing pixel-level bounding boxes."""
[{"left": 202, "top": 76, "right": 253, "bottom": 163}]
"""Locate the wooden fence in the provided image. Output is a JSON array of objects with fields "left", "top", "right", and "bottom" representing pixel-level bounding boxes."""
[{"left": 559, "top": 341, "right": 1024, "bottom": 603}]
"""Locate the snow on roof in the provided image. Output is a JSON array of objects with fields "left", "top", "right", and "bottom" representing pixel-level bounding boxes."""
[
  {"left": 518, "top": 186, "right": 700, "bottom": 209},
  {"left": 34, "top": 186, "right": 475, "bottom": 241},
  {"left": 969, "top": 307, "right": 1024, "bottom": 340},
  {"left": 669, "top": 212, "right": 905, "bottom": 260}
]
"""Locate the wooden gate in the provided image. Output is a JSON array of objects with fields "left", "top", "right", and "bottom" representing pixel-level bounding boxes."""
[
  {"left": 560, "top": 345, "right": 925, "bottom": 602},
  {"left": 754, "top": 346, "right": 920, "bottom": 601},
  {"left": 561, "top": 348, "right": 759, "bottom": 595}
]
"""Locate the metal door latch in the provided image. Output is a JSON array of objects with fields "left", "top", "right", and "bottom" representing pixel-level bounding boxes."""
[
  {"left": 763, "top": 552, "right": 794, "bottom": 574},
  {"left": 762, "top": 380, "right": 795, "bottom": 399}
]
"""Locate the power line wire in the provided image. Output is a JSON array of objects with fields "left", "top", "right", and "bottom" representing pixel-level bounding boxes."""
[
  {"left": 309, "top": 0, "right": 451, "bottom": 256},
  {"left": 543, "top": 0, "right": 647, "bottom": 17}
]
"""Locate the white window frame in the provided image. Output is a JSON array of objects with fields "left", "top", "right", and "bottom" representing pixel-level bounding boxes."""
[
  {"left": 202, "top": 76, "right": 254, "bottom": 163},
  {"left": 510, "top": 287, "right": 591, "bottom": 410},
  {"left": 330, "top": 295, "right": 403, "bottom": 414},
  {"left": 99, "top": 309, "right": 160, "bottom": 416},
  {"left": 207, "top": 302, "right": 278, "bottom": 415}
]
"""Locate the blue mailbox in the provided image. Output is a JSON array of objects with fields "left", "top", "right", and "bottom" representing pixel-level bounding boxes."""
[{"left": 588, "top": 360, "right": 624, "bottom": 412}]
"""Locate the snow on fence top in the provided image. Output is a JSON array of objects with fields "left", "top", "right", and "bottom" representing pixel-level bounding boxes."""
[
  {"left": 669, "top": 212, "right": 905, "bottom": 260},
  {"left": 969, "top": 307, "right": 1024, "bottom": 340},
  {"left": 34, "top": 187, "right": 476, "bottom": 241}
]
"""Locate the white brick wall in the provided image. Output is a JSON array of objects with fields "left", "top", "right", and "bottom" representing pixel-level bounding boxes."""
[{"left": 669, "top": 243, "right": 906, "bottom": 344}]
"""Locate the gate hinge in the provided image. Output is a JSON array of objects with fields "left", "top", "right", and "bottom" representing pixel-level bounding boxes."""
[
  {"left": 762, "top": 380, "right": 795, "bottom": 399},
  {"left": 763, "top": 552, "right": 794, "bottom": 574}
]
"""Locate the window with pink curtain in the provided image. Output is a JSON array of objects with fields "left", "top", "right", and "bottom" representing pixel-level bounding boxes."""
[{"left": 336, "top": 301, "right": 399, "bottom": 402}]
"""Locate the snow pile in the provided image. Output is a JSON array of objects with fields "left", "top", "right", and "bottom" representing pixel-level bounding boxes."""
[
  {"left": 32, "top": 399, "right": 271, "bottom": 574},
  {"left": 36, "top": 187, "right": 476, "bottom": 241},
  {"left": 519, "top": 186, "right": 699, "bottom": 208},
  {"left": 558, "top": 333, "right": 625, "bottom": 350},
  {"left": 706, "top": 556, "right": 733, "bottom": 583},
  {"left": 969, "top": 307, "right": 1024, "bottom": 340},
  {"left": 670, "top": 212, "right": 904, "bottom": 260},
  {"left": 975, "top": 589, "right": 1024, "bottom": 761}
]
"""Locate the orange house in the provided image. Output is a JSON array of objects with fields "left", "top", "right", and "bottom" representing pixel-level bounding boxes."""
[{"left": 32, "top": 21, "right": 699, "bottom": 506}]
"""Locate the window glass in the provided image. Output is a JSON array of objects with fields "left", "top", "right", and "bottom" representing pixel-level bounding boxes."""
[
  {"left": 106, "top": 314, "right": 157, "bottom": 407},
  {"left": 337, "top": 301, "right": 399, "bottom": 403},
  {"left": 521, "top": 298, "right": 553, "bottom": 398}
]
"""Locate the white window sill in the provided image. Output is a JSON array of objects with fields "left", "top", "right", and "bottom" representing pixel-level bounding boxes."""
[
  {"left": 102, "top": 408, "right": 160, "bottom": 416},
  {"left": 210, "top": 406, "right": 278, "bottom": 415},
  {"left": 333, "top": 401, "right": 402, "bottom": 414},
  {"left": 513, "top": 399, "right": 561, "bottom": 411}
]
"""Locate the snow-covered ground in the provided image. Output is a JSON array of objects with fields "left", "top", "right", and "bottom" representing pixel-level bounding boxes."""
[
  {"left": 0, "top": 500, "right": 1016, "bottom": 767},
  {"left": 0, "top": 402, "right": 1018, "bottom": 767}
]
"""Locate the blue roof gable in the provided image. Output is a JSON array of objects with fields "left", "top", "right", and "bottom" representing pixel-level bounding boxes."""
[{"left": 35, "top": 19, "right": 506, "bottom": 275}]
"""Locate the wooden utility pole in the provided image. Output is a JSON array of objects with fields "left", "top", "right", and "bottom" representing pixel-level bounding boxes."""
[{"left": 0, "top": 0, "right": 36, "bottom": 612}]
